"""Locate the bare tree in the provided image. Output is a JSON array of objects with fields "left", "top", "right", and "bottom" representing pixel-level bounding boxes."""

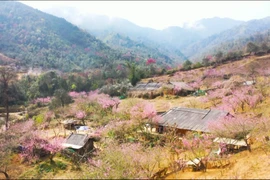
[{"left": 0, "top": 67, "right": 17, "bottom": 130}]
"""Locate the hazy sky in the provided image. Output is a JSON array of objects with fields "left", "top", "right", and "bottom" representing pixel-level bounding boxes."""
[{"left": 21, "top": 1, "right": 270, "bottom": 30}]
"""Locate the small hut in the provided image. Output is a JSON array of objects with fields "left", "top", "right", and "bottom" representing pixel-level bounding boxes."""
[
  {"left": 62, "top": 133, "right": 94, "bottom": 155},
  {"left": 129, "top": 82, "right": 163, "bottom": 98},
  {"left": 169, "top": 81, "right": 194, "bottom": 96},
  {"left": 75, "top": 126, "right": 93, "bottom": 134},
  {"left": 213, "top": 137, "right": 248, "bottom": 153},
  {"left": 61, "top": 119, "right": 81, "bottom": 130},
  {"left": 128, "top": 81, "right": 195, "bottom": 98}
]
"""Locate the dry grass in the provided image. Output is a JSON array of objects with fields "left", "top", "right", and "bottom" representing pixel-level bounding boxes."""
[
  {"left": 166, "top": 145, "right": 270, "bottom": 179},
  {"left": 3, "top": 55, "right": 270, "bottom": 179}
]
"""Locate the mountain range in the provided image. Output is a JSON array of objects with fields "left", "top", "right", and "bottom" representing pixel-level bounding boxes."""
[
  {"left": 183, "top": 17, "right": 270, "bottom": 60},
  {"left": 0, "top": 1, "right": 185, "bottom": 73},
  {"left": 1, "top": 1, "right": 270, "bottom": 73},
  {"left": 0, "top": 1, "right": 122, "bottom": 72},
  {"left": 41, "top": 5, "right": 270, "bottom": 61},
  {"left": 42, "top": 6, "right": 247, "bottom": 56}
]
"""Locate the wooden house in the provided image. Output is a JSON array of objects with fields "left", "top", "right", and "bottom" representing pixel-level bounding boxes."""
[
  {"left": 213, "top": 137, "right": 251, "bottom": 154},
  {"left": 128, "top": 81, "right": 194, "bottom": 98},
  {"left": 170, "top": 81, "right": 194, "bottom": 96},
  {"left": 128, "top": 82, "right": 163, "bottom": 98},
  {"left": 62, "top": 119, "right": 81, "bottom": 130},
  {"left": 62, "top": 133, "right": 94, "bottom": 155},
  {"left": 156, "top": 107, "right": 229, "bottom": 135}
]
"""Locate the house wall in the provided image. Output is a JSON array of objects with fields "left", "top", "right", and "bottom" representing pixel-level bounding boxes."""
[
  {"left": 128, "top": 90, "right": 161, "bottom": 99},
  {"left": 155, "top": 125, "right": 190, "bottom": 135},
  {"left": 77, "top": 139, "right": 94, "bottom": 155}
]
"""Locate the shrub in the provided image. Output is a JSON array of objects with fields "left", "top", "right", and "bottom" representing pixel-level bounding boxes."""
[
  {"left": 37, "top": 160, "right": 67, "bottom": 174},
  {"left": 33, "top": 114, "right": 44, "bottom": 125}
]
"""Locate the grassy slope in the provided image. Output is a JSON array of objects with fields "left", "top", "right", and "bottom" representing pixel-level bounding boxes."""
[
  {"left": 140, "top": 54, "right": 270, "bottom": 179},
  {"left": 2, "top": 55, "right": 270, "bottom": 179},
  {"left": 166, "top": 146, "right": 270, "bottom": 179}
]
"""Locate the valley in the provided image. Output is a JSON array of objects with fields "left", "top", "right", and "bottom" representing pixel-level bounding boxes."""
[{"left": 1, "top": 1, "right": 270, "bottom": 179}]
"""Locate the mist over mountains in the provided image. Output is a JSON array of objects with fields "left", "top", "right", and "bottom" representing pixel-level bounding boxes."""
[
  {"left": 40, "top": 5, "right": 270, "bottom": 62},
  {"left": 42, "top": 6, "right": 245, "bottom": 48},
  {"left": 1, "top": 1, "right": 270, "bottom": 69}
]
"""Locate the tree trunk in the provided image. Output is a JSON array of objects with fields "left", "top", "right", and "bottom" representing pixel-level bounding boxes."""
[
  {"left": 0, "top": 169, "right": 10, "bottom": 179},
  {"left": 4, "top": 83, "right": 9, "bottom": 130},
  {"left": 199, "top": 161, "right": 207, "bottom": 172},
  {"left": 5, "top": 105, "right": 9, "bottom": 130},
  {"left": 245, "top": 138, "right": 251, "bottom": 152},
  {"left": 49, "top": 154, "right": 55, "bottom": 164},
  {"left": 82, "top": 119, "right": 85, "bottom": 125}
]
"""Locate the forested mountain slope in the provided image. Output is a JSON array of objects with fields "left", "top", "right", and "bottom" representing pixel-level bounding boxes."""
[
  {"left": 0, "top": 1, "right": 122, "bottom": 72},
  {"left": 183, "top": 17, "right": 270, "bottom": 61},
  {"left": 41, "top": 7, "right": 245, "bottom": 61}
]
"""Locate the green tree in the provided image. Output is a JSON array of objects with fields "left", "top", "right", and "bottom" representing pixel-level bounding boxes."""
[
  {"left": 126, "top": 62, "right": 141, "bottom": 86},
  {"left": 183, "top": 60, "right": 192, "bottom": 70},
  {"left": 49, "top": 89, "right": 73, "bottom": 109},
  {"left": 261, "top": 42, "right": 269, "bottom": 52},
  {"left": 246, "top": 42, "right": 259, "bottom": 55},
  {"left": 202, "top": 57, "right": 210, "bottom": 67},
  {"left": 0, "top": 67, "right": 17, "bottom": 130},
  {"left": 192, "top": 62, "right": 203, "bottom": 69},
  {"left": 215, "top": 51, "right": 223, "bottom": 65}
]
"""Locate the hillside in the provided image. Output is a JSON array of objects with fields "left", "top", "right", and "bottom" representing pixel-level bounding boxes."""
[
  {"left": 38, "top": 7, "right": 244, "bottom": 61},
  {"left": 0, "top": 1, "right": 122, "bottom": 72},
  {"left": 183, "top": 17, "right": 244, "bottom": 38},
  {"left": 2, "top": 2, "right": 270, "bottom": 179},
  {"left": 101, "top": 33, "right": 176, "bottom": 64},
  {"left": 183, "top": 17, "right": 270, "bottom": 61},
  {"left": 2, "top": 55, "right": 270, "bottom": 179}
]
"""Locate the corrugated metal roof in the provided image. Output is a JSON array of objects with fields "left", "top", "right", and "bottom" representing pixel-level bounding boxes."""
[
  {"left": 62, "top": 133, "right": 89, "bottom": 149},
  {"left": 213, "top": 137, "right": 247, "bottom": 146},
  {"left": 159, "top": 107, "right": 228, "bottom": 132}
]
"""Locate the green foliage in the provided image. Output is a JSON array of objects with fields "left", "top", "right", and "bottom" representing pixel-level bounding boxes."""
[
  {"left": 37, "top": 160, "right": 67, "bottom": 173},
  {"left": 99, "top": 80, "right": 131, "bottom": 96},
  {"left": 0, "top": 1, "right": 121, "bottom": 72},
  {"left": 192, "top": 62, "right": 203, "bottom": 69},
  {"left": 183, "top": 60, "right": 193, "bottom": 70},
  {"left": 215, "top": 51, "right": 223, "bottom": 64},
  {"left": 202, "top": 57, "right": 210, "bottom": 66},
  {"left": 19, "top": 160, "right": 67, "bottom": 178},
  {"left": 71, "top": 84, "right": 77, "bottom": 91},
  {"left": 49, "top": 89, "right": 72, "bottom": 109},
  {"left": 260, "top": 42, "right": 269, "bottom": 52},
  {"left": 126, "top": 62, "right": 141, "bottom": 86},
  {"left": 101, "top": 33, "right": 179, "bottom": 65},
  {"left": 184, "top": 19, "right": 270, "bottom": 61},
  {"left": 246, "top": 42, "right": 259, "bottom": 54},
  {"left": 33, "top": 114, "right": 44, "bottom": 125}
]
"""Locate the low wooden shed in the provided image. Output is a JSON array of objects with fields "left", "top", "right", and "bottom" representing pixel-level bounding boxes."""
[
  {"left": 129, "top": 81, "right": 195, "bottom": 98},
  {"left": 62, "top": 133, "right": 94, "bottom": 155},
  {"left": 62, "top": 119, "right": 81, "bottom": 130}
]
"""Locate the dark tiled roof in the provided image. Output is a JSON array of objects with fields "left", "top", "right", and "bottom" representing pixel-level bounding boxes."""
[{"left": 159, "top": 107, "right": 229, "bottom": 132}]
